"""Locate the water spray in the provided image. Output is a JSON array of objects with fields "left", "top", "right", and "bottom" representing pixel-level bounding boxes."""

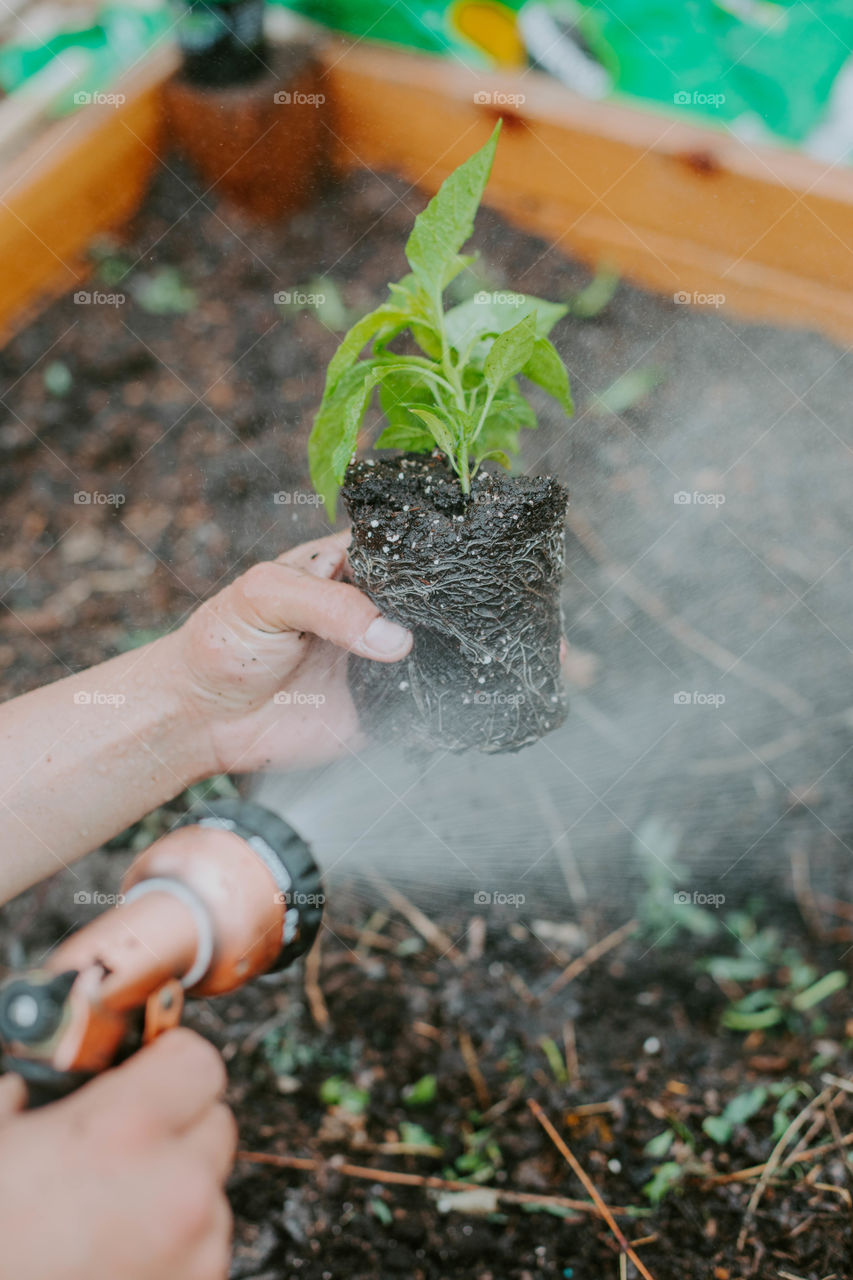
[{"left": 0, "top": 800, "right": 322, "bottom": 1106}]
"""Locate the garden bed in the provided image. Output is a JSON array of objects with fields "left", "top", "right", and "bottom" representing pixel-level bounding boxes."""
[{"left": 2, "top": 158, "right": 853, "bottom": 1278}]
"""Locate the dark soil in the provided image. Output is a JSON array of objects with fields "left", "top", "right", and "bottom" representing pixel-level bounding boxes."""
[
  {"left": 343, "top": 454, "right": 568, "bottom": 754},
  {"left": 1, "top": 153, "right": 853, "bottom": 1280}
]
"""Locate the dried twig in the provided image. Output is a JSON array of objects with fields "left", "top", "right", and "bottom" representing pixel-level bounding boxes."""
[
  {"left": 708, "top": 1123, "right": 853, "bottom": 1186},
  {"left": 459, "top": 1028, "right": 491, "bottom": 1110},
  {"left": 565, "top": 508, "right": 810, "bottom": 716},
  {"left": 737, "top": 1087, "right": 832, "bottom": 1251},
  {"left": 814, "top": 893, "right": 853, "bottom": 922},
  {"left": 524, "top": 765, "right": 588, "bottom": 907},
  {"left": 369, "top": 873, "right": 464, "bottom": 967},
  {"left": 790, "top": 846, "right": 826, "bottom": 939},
  {"left": 304, "top": 931, "right": 329, "bottom": 1030},
  {"left": 528, "top": 1099, "right": 658, "bottom": 1280},
  {"left": 544, "top": 919, "right": 637, "bottom": 1000},
  {"left": 563, "top": 1019, "right": 580, "bottom": 1085},
  {"left": 324, "top": 920, "right": 396, "bottom": 951},
  {"left": 235, "top": 1149, "right": 640, "bottom": 1217}
]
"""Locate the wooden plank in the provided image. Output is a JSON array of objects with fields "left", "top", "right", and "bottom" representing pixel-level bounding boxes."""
[
  {"left": 0, "top": 45, "right": 176, "bottom": 345},
  {"left": 320, "top": 41, "right": 853, "bottom": 343},
  {"left": 3, "top": 32, "right": 853, "bottom": 344}
]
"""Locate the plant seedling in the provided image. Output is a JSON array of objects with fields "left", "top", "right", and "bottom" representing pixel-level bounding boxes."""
[
  {"left": 306, "top": 123, "right": 572, "bottom": 755},
  {"left": 308, "top": 121, "right": 572, "bottom": 518}
]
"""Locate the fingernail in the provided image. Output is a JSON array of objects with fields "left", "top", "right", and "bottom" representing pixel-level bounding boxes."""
[{"left": 363, "top": 616, "right": 411, "bottom": 656}]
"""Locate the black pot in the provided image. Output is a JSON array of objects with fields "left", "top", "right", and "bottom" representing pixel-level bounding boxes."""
[{"left": 342, "top": 454, "right": 569, "bottom": 754}]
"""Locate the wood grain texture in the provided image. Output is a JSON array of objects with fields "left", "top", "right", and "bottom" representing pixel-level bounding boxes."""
[
  {"left": 320, "top": 41, "right": 853, "bottom": 343},
  {"left": 3, "top": 34, "right": 853, "bottom": 343},
  {"left": 0, "top": 47, "right": 175, "bottom": 344}
]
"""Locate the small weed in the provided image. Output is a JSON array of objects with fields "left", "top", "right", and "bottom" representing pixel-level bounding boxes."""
[
  {"left": 702, "top": 1084, "right": 768, "bottom": 1144},
  {"left": 132, "top": 266, "right": 197, "bottom": 315},
  {"left": 567, "top": 266, "right": 620, "bottom": 318},
  {"left": 403, "top": 1074, "right": 437, "bottom": 1107},
  {"left": 368, "top": 1197, "right": 393, "bottom": 1225},
  {"left": 43, "top": 360, "right": 72, "bottom": 397},
  {"left": 591, "top": 366, "right": 664, "bottom": 416},
  {"left": 320, "top": 1076, "right": 370, "bottom": 1114},
  {"left": 447, "top": 1125, "right": 503, "bottom": 1182},
  {"left": 643, "top": 1160, "right": 685, "bottom": 1204}
]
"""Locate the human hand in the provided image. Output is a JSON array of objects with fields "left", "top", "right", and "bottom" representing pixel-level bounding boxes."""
[
  {"left": 170, "top": 531, "right": 412, "bottom": 774},
  {"left": 0, "top": 1029, "right": 236, "bottom": 1280}
]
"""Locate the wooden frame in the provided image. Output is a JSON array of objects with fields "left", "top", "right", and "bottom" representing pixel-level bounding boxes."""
[
  {"left": 2, "top": 31, "right": 853, "bottom": 345},
  {"left": 0, "top": 45, "right": 175, "bottom": 346},
  {"left": 321, "top": 43, "right": 853, "bottom": 343}
]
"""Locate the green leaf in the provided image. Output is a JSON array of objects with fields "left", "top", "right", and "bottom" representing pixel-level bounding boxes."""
[
  {"left": 724, "top": 1085, "right": 768, "bottom": 1127},
  {"left": 477, "top": 450, "right": 512, "bottom": 470},
  {"left": 705, "top": 954, "right": 769, "bottom": 984},
  {"left": 411, "top": 323, "right": 442, "bottom": 359},
  {"left": 308, "top": 361, "right": 383, "bottom": 519},
  {"left": 399, "top": 1122, "right": 439, "bottom": 1147},
  {"left": 403, "top": 1074, "right": 437, "bottom": 1107},
  {"left": 473, "top": 380, "right": 537, "bottom": 464},
  {"left": 539, "top": 1035, "right": 568, "bottom": 1084},
  {"left": 410, "top": 407, "right": 457, "bottom": 459},
  {"left": 378, "top": 365, "right": 436, "bottom": 433},
  {"left": 323, "top": 303, "right": 412, "bottom": 395},
  {"left": 43, "top": 360, "right": 72, "bottom": 397},
  {"left": 721, "top": 1003, "right": 784, "bottom": 1031},
  {"left": 523, "top": 337, "right": 573, "bottom": 414},
  {"left": 643, "top": 1161, "right": 684, "bottom": 1205},
  {"left": 703, "top": 1086, "right": 768, "bottom": 1144},
  {"left": 484, "top": 313, "right": 538, "bottom": 394},
  {"left": 569, "top": 266, "right": 619, "bottom": 318},
  {"left": 375, "top": 423, "right": 435, "bottom": 451},
  {"left": 132, "top": 266, "right": 197, "bottom": 315},
  {"left": 593, "top": 366, "right": 665, "bottom": 416},
  {"left": 702, "top": 1116, "right": 732, "bottom": 1145},
  {"left": 311, "top": 277, "right": 350, "bottom": 332},
  {"left": 644, "top": 1130, "right": 675, "bottom": 1159},
  {"left": 405, "top": 123, "right": 500, "bottom": 293},
  {"left": 320, "top": 1076, "right": 369, "bottom": 1114},
  {"left": 369, "top": 1198, "right": 393, "bottom": 1225},
  {"left": 445, "top": 293, "right": 567, "bottom": 364},
  {"left": 330, "top": 367, "right": 386, "bottom": 479},
  {"left": 791, "top": 970, "right": 847, "bottom": 1011}
]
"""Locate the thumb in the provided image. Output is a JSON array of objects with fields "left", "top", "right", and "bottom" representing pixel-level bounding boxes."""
[
  {"left": 233, "top": 561, "right": 413, "bottom": 662},
  {"left": 0, "top": 1073, "right": 27, "bottom": 1120}
]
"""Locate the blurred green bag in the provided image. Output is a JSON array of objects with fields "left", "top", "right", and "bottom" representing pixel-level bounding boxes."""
[
  {"left": 270, "top": 0, "right": 530, "bottom": 66},
  {"left": 556, "top": 0, "right": 853, "bottom": 140}
]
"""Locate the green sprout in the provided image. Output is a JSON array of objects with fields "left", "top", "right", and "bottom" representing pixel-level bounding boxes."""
[{"left": 308, "top": 121, "right": 573, "bottom": 518}]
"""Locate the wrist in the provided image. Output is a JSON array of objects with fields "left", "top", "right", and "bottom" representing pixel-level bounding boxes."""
[{"left": 121, "top": 632, "right": 222, "bottom": 787}]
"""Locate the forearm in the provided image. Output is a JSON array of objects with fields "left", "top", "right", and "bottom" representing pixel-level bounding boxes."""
[{"left": 0, "top": 634, "right": 215, "bottom": 902}]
